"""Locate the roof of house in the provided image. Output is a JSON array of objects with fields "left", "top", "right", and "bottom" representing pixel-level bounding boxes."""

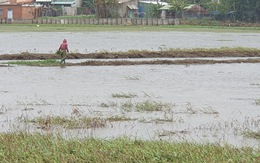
[
  {"left": 35, "top": 0, "right": 51, "bottom": 2},
  {"left": 51, "top": 0, "right": 75, "bottom": 5},
  {"left": 0, "top": 0, "right": 33, "bottom": 5},
  {"left": 139, "top": 1, "right": 167, "bottom": 5},
  {"left": 159, "top": 4, "right": 171, "bottom": 10},
  {"left": 118, "top": 0, "right": 132, "bottom": 4},
  {"left": 127, "top": 4, "right": 138, "bottom": 10},
  {"left": 184, "top": 4, "right": 206, "bottom": 13},
  {"left": 160, "top": 4, "right": 206, "bottom": 12}
]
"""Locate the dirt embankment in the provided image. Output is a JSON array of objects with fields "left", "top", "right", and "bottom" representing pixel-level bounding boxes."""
[
  {"left": 1, "top": 49, "right": 260, "bottom": 66},
  {"left": 0, "top": 49, "right": 260, "bottom": 60}
]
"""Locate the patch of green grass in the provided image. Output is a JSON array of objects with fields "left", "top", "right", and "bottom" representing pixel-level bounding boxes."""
[
  {"left": 107, "top": 115, "right": 135, "bottom": 122},
  {"left": 243, "top": 130, "right": 260, "bottom": 140},
  {"left": 255, "top": 99, "right": 260, "bottom": 105},
  {"left": 0, "top": 132, "right": 258, "bottom": 162},
  {"left": 125, "top": 76, "right": 140, "bottom": 80},
  {"left": 0, "top": 24, "right": 259, "bottom": 33},
  {"left": 166, "top": 47, "right": 260, "bottom": 53},
  {"left": 99, "top": 101, "right": 118, "bottom": 108},
  {"left": 121, "top": 100, "right": 134, "bottom": 112},
  {"left": 25, "top": 116, "right": 107, "bottom": 129},
  {"left": 119, "top": 100, "right": 174, "bottom": 112},
  {"left": 135, "top": 100, "right": 173, "bottom": 112},
  {"left": 7, "top": 59, "right": 60, "bottom": 66},
  {"left": 200, "top": 106, "right": 219, "bottom": 114},
  {"left": 112, "top": 92, "right": 137, "bottom": 98}
]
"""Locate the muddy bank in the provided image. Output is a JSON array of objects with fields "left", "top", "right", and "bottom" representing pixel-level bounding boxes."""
[
  {"left": 74, "top": 58, "right": 260, "bottom": 66},
  {"left": 0, "top": 49, "right": 260, "bottom": 60}
]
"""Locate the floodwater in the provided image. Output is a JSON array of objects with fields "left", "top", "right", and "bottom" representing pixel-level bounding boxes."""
[
  {"left": 1, "top": 31, "right": 260, "bottom": 148},
  {"left": 1, "top": 63, "right": 260, "bottom": 148},
  {"left": 0, "top": 31, "right": 260, "bottom": 54}
]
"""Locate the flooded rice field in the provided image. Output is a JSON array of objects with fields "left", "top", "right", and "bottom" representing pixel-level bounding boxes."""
[
  {"left": 1, "top": 31, "right": 260, "bottom": 148},
  {"left": 1, "top": 63, "right": 260, "bottom": 148},
  {"left": 0, "top": 31, "right": 260, "bottom": 54}
]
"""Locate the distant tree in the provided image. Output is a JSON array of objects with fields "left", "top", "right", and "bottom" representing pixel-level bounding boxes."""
[
  {"left": 95, "top": 0, "right": 119, "bottom": 18},
  {"left": 168, "top": 0, "right": 188, "bottom": 18},
  {"left": 217, "top": 0, "right": 234, "bottom": 15},
  {"left": 83, "top": 0, "right": 95, "bottom": 8},
  {"left": 234, "top": 0, "right": 260, "bottom": 22},
  {"left": 192, "top": 0, "right": 212, "bottom": 9},
  {"left": 150, "top": 2, "right": 164, "bottom": 18},
  {"left": 82, "top": 0, "right": 96, "bottom": 14}
]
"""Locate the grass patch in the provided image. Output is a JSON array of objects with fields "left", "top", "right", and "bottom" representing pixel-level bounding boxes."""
[
  {"left": 135, "top": 100, "right": 173, "bottom": 112},
  {"left": 121, "top": 100, "right": 134, "bottom": 112},
  {"left": 7, "top": 59, "right": 60, "bottom": 66},
  {"left": 107, "top": 115, "right": 135, "bottom": 122},
  {"left": 255, "top": 99, "right": 260, "bottom": 105},
  {"left": 119, "top": 100, "right": 173, "bottom": 112},
  {"left": 25, "top": 116, "right": 107, "bottom": 129},
  {"left": 125, "top": 76, "right": 140, "bottom": 80},
  {"left": 165, "top": 47, "right": 260, "bottom": 54},
  {"left": 99, "top": 101, "right": 118, "bottom": 108},
  {"left": 112, "top": 92, "right": 137, "bottom": 98},
  {"left": 0, "top": 24, "right": 259, "bottom": 33},
  {"left": 243, "top": 130, "right": 260, "bottom": 140},
  {"left": 0, "top": 132, "right": 259, "bottom": 162},
  {"left": 200, "top": 106, "right": 219, "bottom": 114}
]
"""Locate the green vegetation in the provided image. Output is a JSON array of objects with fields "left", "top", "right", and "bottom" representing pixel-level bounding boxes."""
[
  {"left": 168, "top": 0, "right": 188, "bottom": 18},
  {"left": 99, "top": 101, "right": 118, "bottom": 108},
  {"left": 255, "top": 99, "right": 260, "bottom": 105},
  {"left": 0, "top": 24, "right": 259, "bottom": 33},
  {"left": 99, "top": 99, "right": 174, "bottom": 112},
  {"left": 243, "top": 130, "right": 260, "bottom": 140},
  {"left": 121, "top": 100, "right": 134, "bottom": 112},
  {"left": 25, "top": 116, "right": 107, "bottom": 129},
  {"left": 7, "top": 59, "right": 60, "bottom": 66},
  {"left": 112, "top": 92, "right": 137, "bottom": 98},
  {"left": 125, "top": 76, "right": 140, "bottom": 80},
  {"left": 1, "top": 47, "right": 259, "bottom": 67},
  {"left": 24, "top": 115, "right": 136, "bottom": 129},
  {"left": 136, "top": 100, "right": 173, "bottom": 112},
  {"left": 106, "top": 115, "right": 135, "bottom": 122},
  {"left": 0, "top": 132, "right": 259, "bottom": 162}
]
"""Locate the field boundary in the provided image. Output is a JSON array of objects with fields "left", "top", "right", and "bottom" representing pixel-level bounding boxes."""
[{"left": 3, "top": 18, "right": 180, "bottom": 26}]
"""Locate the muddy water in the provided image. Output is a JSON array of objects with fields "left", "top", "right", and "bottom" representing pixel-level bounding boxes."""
[
  {"left": 1, "top": 63, "right": 260, "bottom": 148},
  {"left": 0, "top": 32, "right": 260, "bottom": 54}
]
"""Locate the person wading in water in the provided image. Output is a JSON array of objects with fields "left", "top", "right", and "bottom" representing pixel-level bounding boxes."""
[{"left": 58, "top": 39, "right": 69, "bottom": 64}]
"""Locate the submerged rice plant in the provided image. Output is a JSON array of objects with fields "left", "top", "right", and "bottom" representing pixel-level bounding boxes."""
[
  {"left": 135, "top": 100, "right": 173, "bottom": 112},
  {"left": 24, "top": 116, "right": 107, "bottom": 129},
  {"left": 112, "top": 92, "right": 137, "bottom": 98}
]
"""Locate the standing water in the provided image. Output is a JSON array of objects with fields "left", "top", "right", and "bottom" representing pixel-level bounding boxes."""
[{"left": 0, "top": 63, "right": 260, "bottom": 148}]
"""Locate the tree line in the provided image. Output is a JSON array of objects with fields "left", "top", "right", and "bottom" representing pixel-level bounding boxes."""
[{"left": 82, "top": 0, "right": 260, "bottom": 22}]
